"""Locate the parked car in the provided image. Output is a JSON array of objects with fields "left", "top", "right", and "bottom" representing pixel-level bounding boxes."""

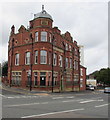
[
  {"left": 86, "top": 85, "right": 95, "bottom": 91},
  {"left": 104, "top": 87, "right": 110, "bottom": 93}
]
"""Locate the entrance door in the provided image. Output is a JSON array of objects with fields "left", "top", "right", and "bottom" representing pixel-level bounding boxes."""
[{"left": 40, "top": 76, "right": 46, "bottom": 86}]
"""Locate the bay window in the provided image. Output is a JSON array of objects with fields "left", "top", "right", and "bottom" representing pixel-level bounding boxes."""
[{"left": 41, "top": 31, "right": 47, "bottom": 41}]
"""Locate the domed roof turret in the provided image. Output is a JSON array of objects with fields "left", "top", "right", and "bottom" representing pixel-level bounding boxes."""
[{"left": 34, "top": 5, "right": 53, "bottom": 20}]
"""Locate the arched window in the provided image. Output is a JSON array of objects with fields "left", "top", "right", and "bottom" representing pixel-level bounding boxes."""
[
  {"left": 70, "top": 58, "right": 72, "bottom": 68},
  {"left": 35, "top": 51, "right": 38, "bottom": 64},
  {"left": 66, "top": 43, "right": 68, "bottom": 50},
  {"left": 41, "top": 31, "right": 47, "bottom": 41},
  {"left": 66, "top": 57, "right": 68, "bottom": 68},
  {"left": 53, "top": 53, "right": 57, "bottom": 66},
  {"left": 35, "top": 32, "right": 38, "bottom": 41},
  {"left": 25, "top": 52, "right": 30, "bottom": 65},
  {"left": 40, "top": 50, "right": 47, "bottom": 64},
  {"left": 69, "top": 45, "right": 72, "bottom": 51},
  {"left": 15, "top": 53, "right": 19, "bottom": 66},
  {"left": 59, "top": 55, "right": 63, "bottom": 67}
]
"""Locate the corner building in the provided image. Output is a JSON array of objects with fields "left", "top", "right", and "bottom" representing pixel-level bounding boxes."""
[{"left": 8, "top": 7, "right": 85, "bottom": 91}]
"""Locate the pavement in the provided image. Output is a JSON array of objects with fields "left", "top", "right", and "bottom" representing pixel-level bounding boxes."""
[
  {"left": 1, "top": 83, "right": 50, "bottom": 96},
  {"left": 1, "top": 83, "right": 104, "bottom": 96}
]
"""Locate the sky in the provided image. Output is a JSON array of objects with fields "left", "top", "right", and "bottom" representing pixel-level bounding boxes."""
[{"left": 0, "top": 0, "right": 109, "bottom": 75}]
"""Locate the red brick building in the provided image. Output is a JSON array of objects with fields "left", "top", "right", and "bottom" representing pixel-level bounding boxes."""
[
  {"left": 8, "top": 6, "right": 86, "bottom": 92},
  {"left": 80, "top": 65, "right": 86, "bottom": 91}
]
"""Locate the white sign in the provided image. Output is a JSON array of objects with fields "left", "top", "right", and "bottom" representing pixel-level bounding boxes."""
[{"left": 28, "top": 70, "right": 31, "bottom": 76}]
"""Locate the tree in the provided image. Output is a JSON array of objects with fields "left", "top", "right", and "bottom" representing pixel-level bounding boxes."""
[
  {"left": 88, "top": 68, "right": 110, "bottom": 86},
  {"left": 2, "top": 61, "right": 8, "bottom": 76}
]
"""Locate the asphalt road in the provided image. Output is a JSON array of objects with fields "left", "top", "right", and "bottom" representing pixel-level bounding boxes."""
[{"left": 1, "top": 86, "right": 110, "bottom": 119}]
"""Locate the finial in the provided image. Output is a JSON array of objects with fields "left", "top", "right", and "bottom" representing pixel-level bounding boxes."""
[
  {"left": 11, "top": 25, "right": 15, "bottom": 34},
  {"left": 11, "top": 25, "right": 15, "bottom": 29},
  {"left": 42, "top": 5, "right": 44, "bottom": 11}
]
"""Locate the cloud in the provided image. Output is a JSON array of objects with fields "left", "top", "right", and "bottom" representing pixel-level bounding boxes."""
[
  {"left": 85, "top": 45, "right": 108, "bottom": 74},
  {"left": 1, "top": 2, "right": 108, "bottom": 74}
]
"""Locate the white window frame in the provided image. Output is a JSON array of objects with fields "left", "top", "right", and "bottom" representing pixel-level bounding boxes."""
[
  {"left": 35, "top": 51, "right": 38, "bottom": 64},
  {"left": 25, "top": 52, "right": 30, "bottom": 65},
  {"left": 41, "top": 31, "right": 47, "bottom": 42},
  {"left": 53, "top": 53, "right": 57, "bottom": 66},
  {"left": 66, "top": 57, "right": 68, "bottom": 68},
  {"left": 49, "top": 33, "right": 52, "bottom": 42},
  {"left": 59, "top": 55, "right": 63, "bottom": 67},
  {"left": 80, "top": 68, "right": 83, "bottom": 76},
  {"left": 12, "top": 72, "right": 21, "bottom": 85},
  {"left": 69, "top": 45, "right": 72, "bottom": 51},
  {"left": 40, "top": 50, "right": 47, "bottom": 64},
  {"left": 66, "top": 43, "right": 68, "bottom": 50},
  {"left": 80, "top": 78, "right": 83, "bottom": 83},
  {"left": 80, "top": 84, "right": 83, "bottom": 88},
  {"left": 70, "top": 58, "right": 72, "bottom": 68},
  {"left": 15, "top": 53, "right": 19, "bottom": 66},
  {"left": 35, "top": 32, "right": 38, "bottom": 42}
]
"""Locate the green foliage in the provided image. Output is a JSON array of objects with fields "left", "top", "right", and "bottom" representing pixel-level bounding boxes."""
[
  {"left": 89, "top": 68, "right": 110, "bottom": 85},
  {"left": 2, "top": 61, "right": 8, "bottom": 76}
]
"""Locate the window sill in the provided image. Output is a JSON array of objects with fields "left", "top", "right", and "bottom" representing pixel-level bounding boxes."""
[
  {"left": 15, "top": 64, "right": 19, "bottom": 66},
  {"left": 25, "top": 64, "right": 30, "bottom": 65}
]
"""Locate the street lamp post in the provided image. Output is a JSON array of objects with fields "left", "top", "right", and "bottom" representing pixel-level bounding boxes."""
[
  {"left": 51, "top": 35, "right": 54, "bottom": 93},
  {"left": 72, "top": 47, "right": 75, "bottom": 91},
  {"left": 29, "top": 33, "right": 34, "bottom": 91},
  {"left": 62, "top": 41, "right": 66, "bottom": 92}
]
